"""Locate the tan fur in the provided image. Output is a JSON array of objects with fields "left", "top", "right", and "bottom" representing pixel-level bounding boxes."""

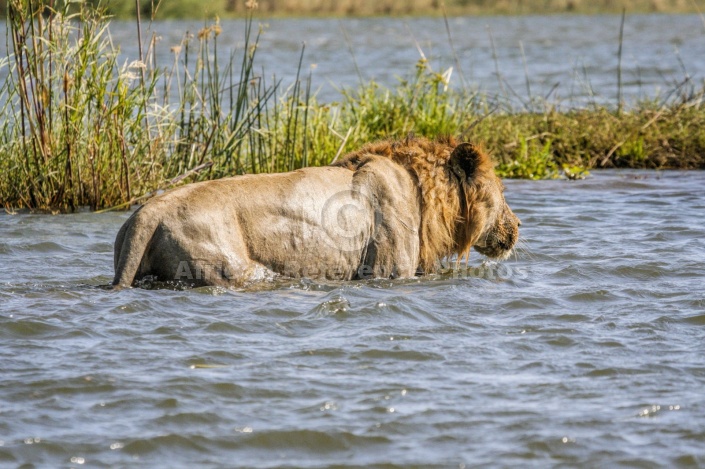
[
  {"left": 112, "top": 136, "right": 519, "bottom": 288},
  {"left": 334, "top": 135, "right": 515, "bottom": 272}
]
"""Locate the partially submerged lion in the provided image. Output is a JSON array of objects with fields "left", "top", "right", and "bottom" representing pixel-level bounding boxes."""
[{"left": 112, "top": 136, "right": 520, "bottom": 288}]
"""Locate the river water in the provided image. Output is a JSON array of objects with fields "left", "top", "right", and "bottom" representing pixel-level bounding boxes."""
[
  {"left": 99, "top": 14, "right": 705, "bottom": 105},
  {"left": 2, "top": 14, "right": 700, "bottom": 105},
  {"left": 2, "top": 170, "right": 705, "bottom": 466}
]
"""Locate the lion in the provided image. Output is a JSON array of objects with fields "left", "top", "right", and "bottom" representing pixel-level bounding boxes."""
[{"left": 112, "top": 136, "right": 520, "bottom": 288}]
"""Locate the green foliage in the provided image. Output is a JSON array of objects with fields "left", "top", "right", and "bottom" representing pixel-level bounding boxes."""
[
  {"left": 0, "top": 2, "right": 339, "bottom": 210},
  {"left": 495, "top": 136, "right": 559, "bottom": 180},
  {"left": 340, "top": 59, "right": 465, "bottom": 140},
  {"left": 2, "top": 0, "right": 162, "bottom": 210},
  {"left": 617, "top": 136, "right": 646, "bottom": 162}
]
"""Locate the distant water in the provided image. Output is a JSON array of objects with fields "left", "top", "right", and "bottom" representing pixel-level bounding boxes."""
[
  {"left": 2, "top": 14, "right": 703, "bottom": 106},
  {"left": 100, "top": 14, "right": 705, "bottom": 105},
  {"left": 2, "top": 170, "right": 705, "bottom": 466}
]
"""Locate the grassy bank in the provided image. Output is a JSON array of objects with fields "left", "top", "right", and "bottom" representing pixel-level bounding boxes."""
[
  {"left": 1, "top": 2, "right": 704, "bottom": 212},
  {"left": 4, "top": 0, "right": 705, "bottom": 18}
]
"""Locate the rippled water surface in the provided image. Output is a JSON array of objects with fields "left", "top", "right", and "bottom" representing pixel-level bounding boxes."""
[
  {"left": 3, "top": 14, "right": 702, "bottom": 104},
  {"left": 2, "top": 170, "right": 705, "bottom": 466}
]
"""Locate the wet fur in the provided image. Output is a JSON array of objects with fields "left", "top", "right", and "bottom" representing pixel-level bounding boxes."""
[
  {"left": 112, "top": 136, "right": 519, "bottom": 288},
  {"left": 334, "top": 135, "right": 519, "bottom": 272}
]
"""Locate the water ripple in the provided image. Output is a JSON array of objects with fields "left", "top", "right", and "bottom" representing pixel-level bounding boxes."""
[{"left": 1, "top": 171, "right": 705, "bottom": 466}]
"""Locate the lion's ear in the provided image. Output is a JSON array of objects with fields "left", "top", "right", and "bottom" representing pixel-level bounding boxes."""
[{"left": 450, "top": 142, "right": 487, "bottom": 180}]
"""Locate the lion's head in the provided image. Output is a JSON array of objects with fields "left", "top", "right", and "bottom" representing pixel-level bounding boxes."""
[
  {"left": 335, "top": 135, "right": 520, "bottom": 271},
  {"left": 449, "top": 142, "right": 521, "bottom": 261}
]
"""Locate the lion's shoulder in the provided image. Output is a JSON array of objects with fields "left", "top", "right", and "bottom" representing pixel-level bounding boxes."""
[{"left": 332, "top": 135, "right": 458, "bottom": 171}]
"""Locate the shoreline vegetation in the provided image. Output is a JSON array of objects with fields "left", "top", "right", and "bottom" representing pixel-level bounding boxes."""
[
  {"left": 2, "top": 0, "right": 705, "bottom": 18},
  {"left": 1, "top": 2, "right": 705, "bottom": 212}
]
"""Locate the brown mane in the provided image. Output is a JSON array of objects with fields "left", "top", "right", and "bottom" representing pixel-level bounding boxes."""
[{"left": 333, "top": 135, "right": 494, "bottom": 272}]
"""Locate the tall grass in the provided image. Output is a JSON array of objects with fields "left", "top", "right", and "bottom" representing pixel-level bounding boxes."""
[
  {"left": 2, "top": 1, "right": 158, "bottom": 210},
  {"left": 1, "top": 3, "right": 705, "bottom": 212},
  {"left": 0, "top": 1, "right": 334, "bottom": 211}
]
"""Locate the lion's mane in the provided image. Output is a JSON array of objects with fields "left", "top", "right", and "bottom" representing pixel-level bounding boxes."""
[{"left": 333, "top": 135, "right": 495, "bottom": 272}]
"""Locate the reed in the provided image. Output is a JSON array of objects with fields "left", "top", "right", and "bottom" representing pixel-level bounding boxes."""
[
  {"left": 2, "top": 0, "right": 164, "bottom": 211},
  {"left": 0, "top": 1, "right": 331, "bottom": 211}
]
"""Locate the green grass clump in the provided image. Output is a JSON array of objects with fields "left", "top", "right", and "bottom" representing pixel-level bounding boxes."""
[
  {"left": 1, "top": 1, "right": 164, "bottom": 210},
  {"left": 1, "top": 2, "right": 705, "bottom": 212},
  {"left": 466, "top": 104, "right": 705, "bottom": 176},
  {"left": 339, "top": 60, "right": 469, "bottom": 140}
]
